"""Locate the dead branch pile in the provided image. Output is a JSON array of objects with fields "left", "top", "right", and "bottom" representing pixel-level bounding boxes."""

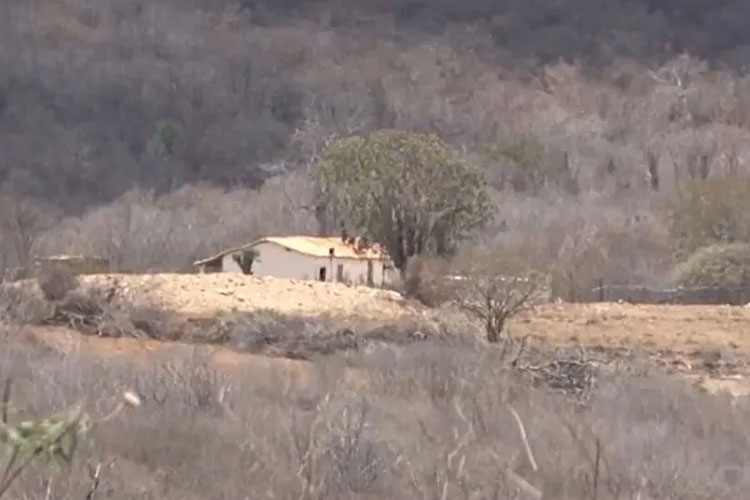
[
  {"left": 518, "top": 359, "right": 598, "bottom": 404},
  {"left": 513, "top": 348, "right": 613, "bottom": 405}
]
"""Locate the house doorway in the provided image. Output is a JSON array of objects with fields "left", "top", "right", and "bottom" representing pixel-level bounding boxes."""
[
  {"left": 318, "top": 266, "right": 327, "bottom": 282},
  {"left": 366, "top": 261, "right": 374, "bottom": 287},
  {"left": 336, "top": 264, "right": 344, "bottom": 283}
]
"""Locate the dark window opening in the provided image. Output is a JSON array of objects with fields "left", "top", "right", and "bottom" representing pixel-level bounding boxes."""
[{"left": 318, "top": 267, "right": 327, "bottom": 281}]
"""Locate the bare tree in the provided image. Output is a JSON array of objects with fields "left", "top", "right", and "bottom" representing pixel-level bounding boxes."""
[
  {"left": 458, "top": 272, "right": 548, "bottom": 348},
  {"left": 0, "top": 193, "right": 58, "bottom": 279}
]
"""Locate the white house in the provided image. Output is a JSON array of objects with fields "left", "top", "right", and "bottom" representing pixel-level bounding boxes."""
[{"left": 193, "top": 235, "right": 398, "bottom": 287}]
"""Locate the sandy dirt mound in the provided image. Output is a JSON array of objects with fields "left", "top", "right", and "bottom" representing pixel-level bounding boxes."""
[{"left": 10, "top": 272, "right": 417, "bottom": 320}]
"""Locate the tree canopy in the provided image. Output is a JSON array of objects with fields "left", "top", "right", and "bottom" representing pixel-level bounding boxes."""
[{"left": 315, "top": 130, "right": 493, "bottom": 273}]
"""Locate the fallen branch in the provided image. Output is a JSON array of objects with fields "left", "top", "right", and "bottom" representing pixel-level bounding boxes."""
[
  {"left": 508, "top": 404, "right": 538, "bottom": 472},
  {"left": 506, "top": 468, "right": 542, "bottom": 500}
]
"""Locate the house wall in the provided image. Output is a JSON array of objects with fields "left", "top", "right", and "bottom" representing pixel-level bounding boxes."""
[{"left": 221, "top": 242, "right": 396, "bottom": 286}]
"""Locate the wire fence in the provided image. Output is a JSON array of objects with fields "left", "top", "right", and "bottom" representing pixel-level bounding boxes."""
[{"left": 587, "top": 280, "right": 750, "bottom": 306}]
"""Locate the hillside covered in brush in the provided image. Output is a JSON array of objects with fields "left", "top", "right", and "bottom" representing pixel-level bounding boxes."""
[{"left": 4, "top": 0, "right": 750, "bottom": 296}]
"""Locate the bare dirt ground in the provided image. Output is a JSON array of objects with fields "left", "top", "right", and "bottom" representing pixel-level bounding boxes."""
[
  {"left": 515, "top": 301, "right": 750, "bottom": 355},
  {"left": 11, "top": 272, "right": 416, "bottom": 320},
  {"left": 9, "top": 273, "right": 750, "bottom": 398},
  {"left": 512, "top": 302, "right": 750, "bottom": 398}
]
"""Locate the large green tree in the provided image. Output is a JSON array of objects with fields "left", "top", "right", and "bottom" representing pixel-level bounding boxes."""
[{"left": 315, "top": 130, "right": 493, "bottom": 275}]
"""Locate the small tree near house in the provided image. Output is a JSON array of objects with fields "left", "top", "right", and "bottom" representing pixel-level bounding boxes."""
[
  {"left": 232, "top": 248, "right": 259, "bottom": 275},
  {"left": 314, "top": 130, "right": 493, "bottom": 277}
]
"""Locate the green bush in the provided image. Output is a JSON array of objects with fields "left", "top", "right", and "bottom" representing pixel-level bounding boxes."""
[{"left": 673, "top": 243, "right": 750, "bottom": 288}]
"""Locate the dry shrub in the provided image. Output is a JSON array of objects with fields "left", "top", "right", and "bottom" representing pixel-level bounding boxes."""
[
  {"left": 669, "top": 176, "right": 750, "bottom": 258},
  {"left": 1, "top": 282, "right": 182, "bottom": 341},
  {"left": 211, "top": 310, "right": 354, "bottom": 359},
  {"left": 673, "top": 242, "right": 750, "bottom": 288},
  {"left": 215, "top": 311, "right": 447, "bottom": 360},
  {"left": 37, "top": 265, "right": 78, "bottom": 302},
  {"left": 481, "top": 193, "right": 673, "bottom": 300},
  {"left": 2, "top": 329, "right": 750, "bottom": 499},
  {"left": 459, "top": 272, "right": 548, "bottom": 345},
  {"left": 0, "top": 283, "right": 54, "bottom": 325},
  {"left": 403, "top": 256, "right": 454, "bottom": 307}
]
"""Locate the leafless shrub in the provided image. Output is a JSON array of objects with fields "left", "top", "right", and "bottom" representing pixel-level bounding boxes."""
[
  {"left": 0, "top": 193, "right": 59, "bottom": 275},
  {"left": 0, "top": 284, "right": 54, "bottom": 325},
  {"left": 458, "top": 272, "right": 548, "bottom": 347},
  {"left": 1, "top": 282, "right": 181, "bottom": 341},
  {"left": 133, "top": 352, "right": 231, "bottom": 415},
  {"left": 36, "top": 181, "right": 317, "bottom": 273},
  {"left": 1, "top": 327, "right": 750, "bottom": 498},
  {"left": 313, "top": 399, "right": 386, "bottom": 497}
]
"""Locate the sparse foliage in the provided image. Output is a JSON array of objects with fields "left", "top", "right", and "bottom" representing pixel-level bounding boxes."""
[
  {"left": 155, "top": 120, "right": 180, "bottom": 155},
  {"left": 2, "top": 0, "right": 750, "bottom": 281},
  {"left": 37, "top": 266, "right": 79, "bottom": 302},
  {"left": 0, "top": 193, "right": 58, "bottom": 277},
  {"left": 0, "top": 379, "right": 139, "bottom": 499},
  {"left": 673, "top": 242, "right": 750, "bottom": 288},
  {"left": 668, "top": 176, "right": 750, "bottom": 258},
  {"left": 316, "top": 130, "right": 493, "bottom": 274},
  {"left": 458, "top": 272, "right": 548, "bottom": 346}
]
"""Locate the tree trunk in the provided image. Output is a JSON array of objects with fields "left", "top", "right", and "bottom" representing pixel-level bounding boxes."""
[{"left": 486, "top": 315, "right": 506, "bottom": 344}]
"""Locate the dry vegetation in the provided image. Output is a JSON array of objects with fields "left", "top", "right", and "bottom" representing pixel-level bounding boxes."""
[
  {"left": 0, "top": 265, "right": 750, "bottom": 497},
  {"left": 3, "top": 0, "right": 750, "bottom": 296},
  {"left": 5, "top": 0, "right": 750, "bottom": 497},
  {"left": 1, "top": 322, "right": 750, "bottom": 499}
]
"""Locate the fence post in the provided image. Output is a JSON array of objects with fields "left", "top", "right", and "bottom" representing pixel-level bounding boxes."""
[{"left": 598, "top": 278, "right": 604, "bottom": 302}]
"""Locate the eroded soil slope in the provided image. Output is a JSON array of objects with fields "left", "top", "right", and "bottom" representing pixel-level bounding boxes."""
[{"left": 9, "top": 273, "right": 417, "bottom": 320}]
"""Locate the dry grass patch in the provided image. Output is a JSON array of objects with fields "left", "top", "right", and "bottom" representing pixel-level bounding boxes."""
[{"left": 0, "top": 328, "right": 749, "bottom": 499}]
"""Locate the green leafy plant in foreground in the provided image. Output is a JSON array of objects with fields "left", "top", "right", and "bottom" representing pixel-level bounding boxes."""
[{"left": 0, "top": 380, "right": 140, "bottom": 498}]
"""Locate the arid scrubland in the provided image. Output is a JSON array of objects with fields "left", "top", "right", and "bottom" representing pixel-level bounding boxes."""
[
  {"left": 3, "top": 0, "right": 750, "bottom": 295},
  {"left": 2, "top": 323, "right": 750, "bottom": 500},
  {"left": 5, "top": 0, "right": 750, "bottom": 498},
  {"left": 0, "top": 271, "right": 749, "bottom": 498}
]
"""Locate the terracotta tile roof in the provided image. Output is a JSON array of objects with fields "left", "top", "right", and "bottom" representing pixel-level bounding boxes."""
[{"left": 258, "top": 236, "right": 389, "bottom": 260}]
